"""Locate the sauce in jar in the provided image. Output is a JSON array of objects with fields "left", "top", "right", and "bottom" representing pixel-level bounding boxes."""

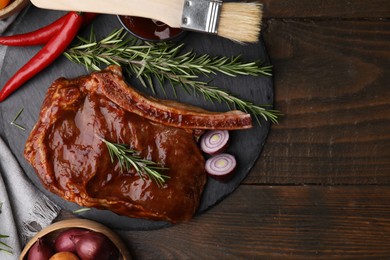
[{"left": 119, "top": 15, "right": 184, "bottom": 42}]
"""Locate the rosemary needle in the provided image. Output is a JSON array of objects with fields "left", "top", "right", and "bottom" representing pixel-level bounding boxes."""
[
  {"left": 73, "top": 208, "right": 91, "bottom": 214},
  {"left": 0, "top": 202, "right": 13, "bottom": 255},
  {"left": 10, "top": 107, "right": 26, "bottom": 131},
  {"left": 65, "top": 29, "right": 280, "bottom": 124},
  {"left": 100, "top": 137, "right": 169, "bottom": 187},
  {"left": 0, "top": 242, "right": 12, "bottom": 255}
]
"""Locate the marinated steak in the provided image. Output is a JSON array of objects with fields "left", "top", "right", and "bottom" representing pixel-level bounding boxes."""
[
  {"left": 24, "top": 65, "right": 252, "bottom": 223},
  {"left": 84, "top": 66, "right": 252, "bottom": 130}
]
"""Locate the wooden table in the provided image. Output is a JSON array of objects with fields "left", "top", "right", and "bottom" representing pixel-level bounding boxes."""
[
  {"left": 0, "top": 1, "right": 387, "bottom": 258},
  {"left": 99, "top": 1, "right": 389, "bottom": 258}
]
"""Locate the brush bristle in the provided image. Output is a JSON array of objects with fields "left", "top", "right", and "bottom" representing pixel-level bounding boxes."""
[{"left": 218, "top": 2, "right": 263, "bottom": 43}]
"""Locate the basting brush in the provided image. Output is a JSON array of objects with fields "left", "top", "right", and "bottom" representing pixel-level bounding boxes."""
[{"left": 30, "top": 0, "right": 263, "bottom": 42}]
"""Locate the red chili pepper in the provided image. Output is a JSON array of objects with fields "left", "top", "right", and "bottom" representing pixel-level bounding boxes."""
[
  {"left": 81, "top": 13, "right": 99, "bottom": 27},
  {"left": 0, "top": 12, "right": 97, "bottom": 46},
  {"left": 0, "top": 12, "right": 84, "bottom": 102}
]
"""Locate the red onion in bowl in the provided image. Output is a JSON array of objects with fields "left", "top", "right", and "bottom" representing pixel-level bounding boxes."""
[
  {"left": 27, "top": 238, "right": 54, "bottom": 260},
  {"left": 53, "top": 228, "right": 88, "bottom": 253},
  {"left": 205, "top": 153, "right": 236, "bottom": 181},
  {"left": 72, "top": 231, "right": 119, "bottom": 260},
  {"left": 200, "top": 130, "right": 230, "bottom": 155}
]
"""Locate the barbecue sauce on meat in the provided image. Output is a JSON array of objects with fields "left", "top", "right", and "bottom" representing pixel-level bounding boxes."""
[{"left": 24, "top": 66, "right": 207, "bottom": 223}]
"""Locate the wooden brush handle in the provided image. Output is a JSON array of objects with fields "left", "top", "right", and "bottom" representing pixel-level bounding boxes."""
[{"left": 30, "top": 0, "right": 185, "bottom": 27}]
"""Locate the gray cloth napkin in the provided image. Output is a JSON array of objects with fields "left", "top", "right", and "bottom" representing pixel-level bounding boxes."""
[
  {"left": 0, "top": 138, "right": 61, "bottom": 259},
  {"left": 0, "top": 12, "right": 61, "bottom": 259}
]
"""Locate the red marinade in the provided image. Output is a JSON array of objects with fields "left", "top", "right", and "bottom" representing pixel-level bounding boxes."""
[{"left": 120, "top": 16, "right": 183, "bottom": 41}]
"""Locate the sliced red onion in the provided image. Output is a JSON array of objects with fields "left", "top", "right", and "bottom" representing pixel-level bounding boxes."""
[
  {"left": 200, "top": 130, "right": 229, "bottom": 155},
  {"left": 205, "top": 153, "right": 236, "bottom": 181}
]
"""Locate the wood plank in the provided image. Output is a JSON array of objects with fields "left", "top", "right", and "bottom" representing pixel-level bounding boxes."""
[
  {"left": 106, "top": 185, "right": 390, "bottom": 259},
  {"left": 261, "top": 0, "right": 390, "bottom": 18},
  {"left": 245, "top": 19, "right": 390, "bottom": 185}
]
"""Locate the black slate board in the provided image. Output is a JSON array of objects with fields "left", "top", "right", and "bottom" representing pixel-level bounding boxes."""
[{"left": 0, "top": 5, "right": 273, "bottom": 230}]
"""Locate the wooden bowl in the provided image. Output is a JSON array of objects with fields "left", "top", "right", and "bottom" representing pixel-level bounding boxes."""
[
  {"left": 0, "top": 0, "right": 29, "bottom": 20},
  {"left": 19, "top": 218, "right": 131, "bottom": 260}
]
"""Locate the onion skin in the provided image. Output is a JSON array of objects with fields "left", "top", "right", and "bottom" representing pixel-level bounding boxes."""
[
  {"left": 27, "top": 238, "right": 54, "bottom": 260},
  {"left": 49, "top": 251, "right": 80, "bottom": 260},
  {"left": 72, "top": 231, "right": 119, "bottom": 260},
  {"left": 54, "top": 228, "right": 88, "bottom": 254},
  {"left": 205, "top": 153, "right": 236, "bottom": 182},
  {"left": 200, "top": 130, "right": 230, "bottom": 155}
]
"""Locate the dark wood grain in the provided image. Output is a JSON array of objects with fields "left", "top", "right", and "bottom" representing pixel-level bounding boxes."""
[
  {"left": 244, "top": 19, "right": 390, "bottom": 185},
  {"left": 1, "top": 1, "right": 389, "bottom": 258},
  {"left": 52, "top": 3, "right": 390, "bottom": 259},
  {"left": 104, "top": 186, "right": 390, "bottom": 259},
  {"left": 261, "top": 0, "right": 390, "bottom": 18}
]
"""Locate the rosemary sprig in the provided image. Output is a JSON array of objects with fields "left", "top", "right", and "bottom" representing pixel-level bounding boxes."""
[
  {"left": 0, "top": 202, "right": 13, "bottom": 255},
  {"left": 10, "top": 108, "right": 26, "bottom": 131},
  {"left": 64, "top": 29, "right": 280, "bottom": 124},
  {"left": 73, "top": 208, "right": 91, "bottom": 214},
  {"left": 0, "top": 238, "right": 12, "bottom": 255},
  {"left": 99, "top": 137, "right": 169, "bottom": 187}
]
